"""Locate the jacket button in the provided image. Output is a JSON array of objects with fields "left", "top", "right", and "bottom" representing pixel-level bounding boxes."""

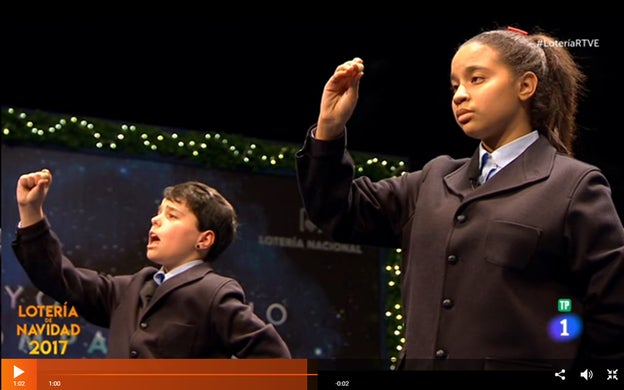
[
  {"left": 447, "top": 255, "right": 458, "bottom": 264},
  {"left": 130, "top": 350, "right": 138, "bottom": 358},
  {"left": 456, "top": 214, "right": 466, "bottom": 223},
  {"left": 435, "top": 349, "right": 448, "bottom": 359},
  {"left": 140, "top": 322, "right": 148, "bottom": 329},
  {"left": 442, "top": 298, "right": 454, "bottom": 309}
]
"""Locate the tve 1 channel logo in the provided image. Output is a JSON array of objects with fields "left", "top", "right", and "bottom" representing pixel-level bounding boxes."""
[{"left": 548, "top": 298, "right": 582, "bottom": 342}]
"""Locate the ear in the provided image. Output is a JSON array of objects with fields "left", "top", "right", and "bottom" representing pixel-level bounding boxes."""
[
  {"left": 196, "top": 230, "right": 215, "bottom": 251},
  {"left": 517, "top": 71, "right": 538, "bottom": 102}
]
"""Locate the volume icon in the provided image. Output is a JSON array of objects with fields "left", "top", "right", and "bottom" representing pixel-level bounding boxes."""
[{"left": 580, "top": 369, "right": 593, "bottom": 380}]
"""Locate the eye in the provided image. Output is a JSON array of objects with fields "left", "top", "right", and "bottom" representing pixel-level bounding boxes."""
[
  {"left": 471, "top": 76, "right": 485, "bottom": 84},
  {"left": 166, "top": 213, "right": 177, "bottom": 219},
  {"left": 450, "top": 84, "right": 458, "bottom": 94}
]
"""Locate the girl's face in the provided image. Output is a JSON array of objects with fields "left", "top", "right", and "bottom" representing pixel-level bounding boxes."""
[
  {"left": 450, "top": 41, "right": 533, "bottom": 150},
  {"left": 147, "top": 198, "right": 204, "bottom": 270}
]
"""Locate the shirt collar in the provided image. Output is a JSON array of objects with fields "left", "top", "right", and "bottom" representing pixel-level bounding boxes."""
[
  {"left": 479, "top": 130, "right": 539, "bottom": 170},
  {"left": 154, "top": 259, "right": 204, "bottom": 285}
]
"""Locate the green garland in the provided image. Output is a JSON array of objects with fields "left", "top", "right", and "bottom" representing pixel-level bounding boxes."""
[{"left": 1, "top": 106, "right": 406, "bottom": 368}]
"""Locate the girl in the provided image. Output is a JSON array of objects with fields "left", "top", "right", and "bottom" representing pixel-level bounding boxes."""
[{"left": 296, "top": 27, "right": 624, "bottom": 371}]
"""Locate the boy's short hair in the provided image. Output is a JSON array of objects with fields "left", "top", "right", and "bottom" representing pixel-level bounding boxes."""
[{"left": 163, "top": 181, "right": 238, "bottom": 261}]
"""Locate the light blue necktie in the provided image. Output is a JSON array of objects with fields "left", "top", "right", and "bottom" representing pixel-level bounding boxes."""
[{"left": 481, "top": 153, "right": 498, "bottom": 184}]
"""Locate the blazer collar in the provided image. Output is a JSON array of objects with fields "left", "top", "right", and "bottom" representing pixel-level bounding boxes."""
[
  {"left": 142, "top": 262, "right": 214, "bottom": 312},
  {"left": 445, "top": 135, "right": 557, "bottom": 199}
]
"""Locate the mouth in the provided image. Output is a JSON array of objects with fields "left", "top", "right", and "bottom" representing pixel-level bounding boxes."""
[
  {"left": 147, "top": 232, "right": 160, "bottom": 248},
  {"left": 455, "top": 108, "right": 473, "bottom": 124}
]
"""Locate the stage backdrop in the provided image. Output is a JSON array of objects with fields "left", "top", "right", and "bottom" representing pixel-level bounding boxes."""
[{"left": 1, "top": 144, "right": 386, "bottom": 361}]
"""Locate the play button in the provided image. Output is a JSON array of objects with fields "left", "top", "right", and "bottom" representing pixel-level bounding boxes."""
[
  {"left": 3, "top": 359, "right": 36, "bottom": 389},
  {"left": 13, "top": 365, "right": 24, "bottom": 379}
]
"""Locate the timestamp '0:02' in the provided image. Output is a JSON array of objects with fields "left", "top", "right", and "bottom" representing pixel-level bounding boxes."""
[
  {"left": 335, "top": 380, "right": 350, "bottom": 387},
  {"left": 29, "top": 339, "right": 69, "bottom": 355}
]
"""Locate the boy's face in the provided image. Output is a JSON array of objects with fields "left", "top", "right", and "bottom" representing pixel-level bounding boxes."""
[{"left": 147, "top": 198, "right": 203, "bottom": 270}]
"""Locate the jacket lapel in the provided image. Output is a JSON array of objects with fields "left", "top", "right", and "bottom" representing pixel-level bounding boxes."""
[
  {"left": 142, "top": 262, "right": 215, "bottom": 313},
  {"left": 445, "top": 136, "right": 557, "bottom": 201}
]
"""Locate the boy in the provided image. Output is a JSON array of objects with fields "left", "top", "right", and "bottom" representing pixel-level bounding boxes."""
[{"left": 12, "top": 168, "right": 291, "bottom": 358}]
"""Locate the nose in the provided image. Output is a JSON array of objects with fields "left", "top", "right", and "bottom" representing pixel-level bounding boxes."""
[
  {"left": 151, "top": 214, "right": 161, "bottom": 226},
  {"left": 452, "top": 84, "right": 468, "bottom": 106}
]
